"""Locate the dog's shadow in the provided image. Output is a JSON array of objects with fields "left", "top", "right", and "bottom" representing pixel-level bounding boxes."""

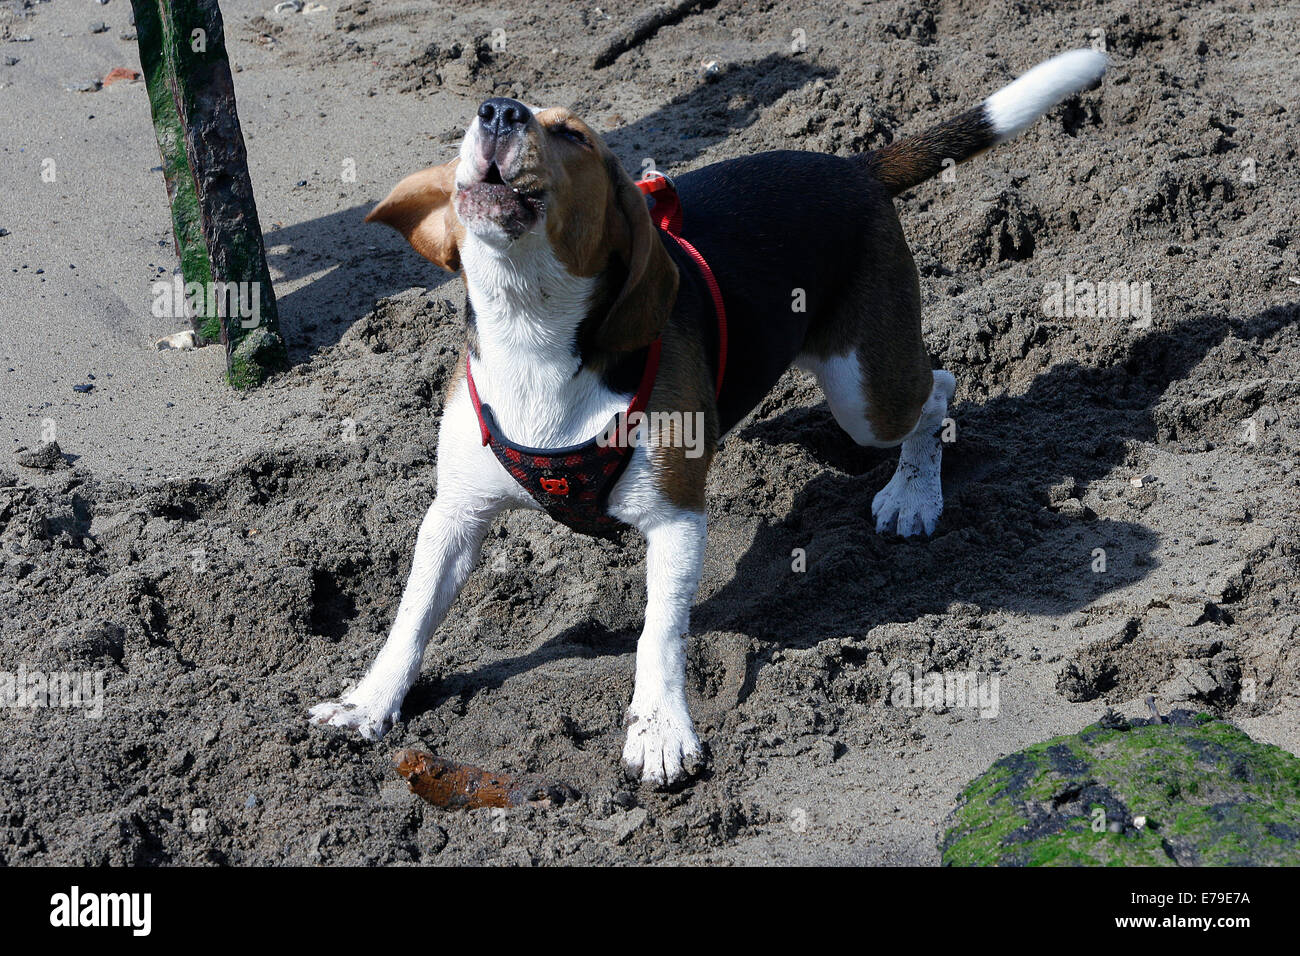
[
  {"left": 268, "top": 54, "right": 834, "bottom": 361},
  {"left": 403, "top": 304, "right": 1294, "bottom": 717}
]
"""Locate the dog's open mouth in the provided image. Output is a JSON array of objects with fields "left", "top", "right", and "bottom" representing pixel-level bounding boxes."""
[{"left": 457, "top": 163, "right": 544, "bottom": 238}]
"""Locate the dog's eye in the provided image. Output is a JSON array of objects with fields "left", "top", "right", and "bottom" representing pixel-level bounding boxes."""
[{"left": 554, "top": 124, "right": 589, "bottom": 147}]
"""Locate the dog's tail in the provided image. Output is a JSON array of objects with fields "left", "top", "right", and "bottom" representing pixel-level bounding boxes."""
[{"left": 863, "top": 49, "right": 1107, "bottom": 196}]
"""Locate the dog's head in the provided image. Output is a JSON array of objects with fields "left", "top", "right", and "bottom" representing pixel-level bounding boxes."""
[{"left": 367, "top": 98, "right": 677, "bottom": 351}]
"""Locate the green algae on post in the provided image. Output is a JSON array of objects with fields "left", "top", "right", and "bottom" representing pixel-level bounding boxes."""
[{"left": 132, "top": 0, "right": 287, "bottom": 388}]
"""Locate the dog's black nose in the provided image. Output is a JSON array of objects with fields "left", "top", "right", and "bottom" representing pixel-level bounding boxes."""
[{"left": 478, "top": 97, "right": 531, "bottom": 138}]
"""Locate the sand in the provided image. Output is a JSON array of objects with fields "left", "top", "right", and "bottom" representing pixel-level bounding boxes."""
[{"left": 0, "top": 0, "right": 1297, "bottom": 864}]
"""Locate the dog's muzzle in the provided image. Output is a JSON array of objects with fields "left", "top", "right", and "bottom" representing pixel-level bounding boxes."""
[{"left": 457, "top": 98, "right": 542, "bottom": 240}]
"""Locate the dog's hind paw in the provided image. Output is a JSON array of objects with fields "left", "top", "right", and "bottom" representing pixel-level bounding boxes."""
[
  {"left": 308, "top": 697, "right": 399, "bottom": 741},
  {"left": 621, "top": 703, "right": 704, "bottom": 789},
  {"left": 872, "top": 462, "right": 943, "bottom": 538}
]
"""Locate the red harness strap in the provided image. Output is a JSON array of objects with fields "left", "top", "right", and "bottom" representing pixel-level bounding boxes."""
[{"left": 636, "top": 175, "right": 728, "bottom": 397}]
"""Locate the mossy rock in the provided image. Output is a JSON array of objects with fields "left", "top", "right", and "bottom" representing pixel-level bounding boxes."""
[
  {"left": 942, "top": 710, "right": 1300, "bottom": 866},
  {"left": 228, "top": 327, "right": 288, "bottom": 390}
]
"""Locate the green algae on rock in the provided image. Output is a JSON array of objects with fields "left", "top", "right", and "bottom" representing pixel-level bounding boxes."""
[{"left": 942, "top": 710, "right": 1300, "bottom": 866}]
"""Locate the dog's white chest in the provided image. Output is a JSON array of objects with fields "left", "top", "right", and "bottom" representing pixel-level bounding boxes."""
[{"left": 461, "top": 234, "right": 628, "bottom": 447}]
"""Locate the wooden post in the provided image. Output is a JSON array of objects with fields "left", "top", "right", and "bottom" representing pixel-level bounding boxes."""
[{"left": 133, "top": 0, "right": 287, "bottom": 388}]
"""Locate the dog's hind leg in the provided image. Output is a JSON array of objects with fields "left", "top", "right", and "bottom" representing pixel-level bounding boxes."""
[
  {"left": 869, "top": 368, "right": 955, "bottom": 537},
  {"left": 798, "top": 348, "right": 955, "bottom": 537},
  {"left": 798, "top": 215, "right": 955, "bottom": 538}
]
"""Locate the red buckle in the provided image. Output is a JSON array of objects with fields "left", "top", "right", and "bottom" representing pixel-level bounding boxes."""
[
  {"left": 636, "top": 174, "right": 682, "bottom": 234},
  {"left": 539, "top": 477, "right": 569, "bottom": 496}
]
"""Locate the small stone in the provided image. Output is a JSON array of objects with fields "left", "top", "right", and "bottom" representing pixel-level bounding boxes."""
[
  {"left": 1161, "top": 660, "right": 1221, "bottom": 702},
  {"left": 16, "top": 441, "right": 70, "bottom": 470},
  {"left": 419, "top": 823, "right": 448, "bottom": 856},
  {"left": 611, "top": 807, "right": 647, "bottom": 843},
  {"left": 812, "top": 738, "right": 842, "bottom": 766},
  {"left": 1169, "top": 600, "right": 1211, "bottom": 626},
  {"left": 1222, "top": 503, "right": 1250, "bottom": 524},
  {"left": 156, "top": 330, "right": 199, "bottom": 351},
  {"left": 89, "top": 22, "right": 110, "bottom": 34},
  {"left": 3, "top": 57, "right": 18, "bottom": 67},
  {"left": 1054, "top": 498, "right": 1085, "bottom": 518},
  {"left": 1129, "top": 474, "right": 1157, "bottom": 488},
  {"left": 1133, "top": 815, "right": 1147, "bottom": 829}
]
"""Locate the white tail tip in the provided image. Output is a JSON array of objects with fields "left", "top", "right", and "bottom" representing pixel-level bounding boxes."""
[{"left": 983, "top": 49, "right": 1108, "bottom": 141}]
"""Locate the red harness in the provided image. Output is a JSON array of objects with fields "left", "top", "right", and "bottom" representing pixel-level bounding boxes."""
[
  {"left": 466, "top": 175, "right": 727, "bottom": 537},
  {"left": 635, "top": 175, "right": 728, "bottom": 395}
]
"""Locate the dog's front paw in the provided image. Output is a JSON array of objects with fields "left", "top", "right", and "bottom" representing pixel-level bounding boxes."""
[
  {"left": 308, "top": 695, "right": 399, "bottom": 741},
  {"left": 872, "top": 466, "right": 943, "bottom": 538},
  {"left": 621, "top": 702, "right": 704, "bottom": 788}
]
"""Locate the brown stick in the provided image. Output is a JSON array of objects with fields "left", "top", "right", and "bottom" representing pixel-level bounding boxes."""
[
  {"left": 592, "top": 0, "right": 721, "bottom": 69},
  {"left": 394, "top": 749, "right": 578, "bottom": 811}
]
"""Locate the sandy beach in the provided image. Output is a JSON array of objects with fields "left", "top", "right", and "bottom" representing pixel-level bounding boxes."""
[{"left": 1, "top": 0, "right": 1298, "bottom": 864}]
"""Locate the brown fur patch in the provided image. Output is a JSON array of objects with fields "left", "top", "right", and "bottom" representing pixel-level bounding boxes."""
[
  {"left": 365, "top": 160, "right": 463, "bottom": 272},
  {"left": 865, "top": 106, "right": 995, "bottom": 197},
  {"left": 646, "top": 315, "right": 719, "bottom": 511},
  {"left": 509, "top": 108, "right": 679, "bottom": 352}
]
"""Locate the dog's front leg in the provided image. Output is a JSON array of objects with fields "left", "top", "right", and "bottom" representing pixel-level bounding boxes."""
[
  {"left": 309, "top": 492, "right": 502, "bottom": 740},
  {"left": 622, "top": 508, "right": 707, "bottom": 787}
]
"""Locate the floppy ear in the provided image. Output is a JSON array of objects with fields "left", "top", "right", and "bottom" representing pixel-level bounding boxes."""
[
  {"left": 593, "top": 170, "right": 679, "bottom": 352},
  {"left": 365, "top": 160, "right": 463, "bottom": 273}
]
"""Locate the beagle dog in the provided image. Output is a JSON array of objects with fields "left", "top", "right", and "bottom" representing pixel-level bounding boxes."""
[{"left": 310, "top": 50, "right": 1108, "bottom": 787}]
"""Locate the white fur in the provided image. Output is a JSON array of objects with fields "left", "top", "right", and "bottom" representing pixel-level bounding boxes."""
[
  {"left": 982, "top": 49, "right": 1107, "bottom": 141},
  {"left": 307, "top": 384, "right": 523, "bottom": 738},
  {"left": 620, "top": 510, "right": 706, "bottom": 786},
  {"left": 797, "top": 351, "right": 885, "bottom": 447},
  {"left": 459, "top": 233, "right": 622, "bottom": 446}
]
